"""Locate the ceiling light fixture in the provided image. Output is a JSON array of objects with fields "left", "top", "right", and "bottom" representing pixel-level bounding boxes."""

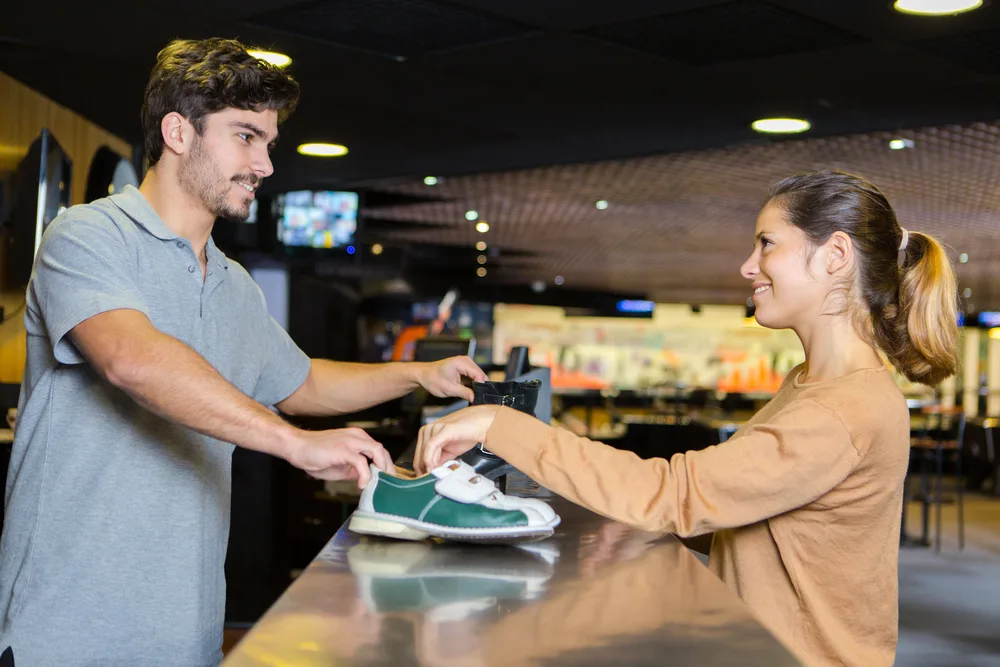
[
  {"left": 477, "top": 255, "right": 487, "bottom": 264},
  {"left": 964, "top": 287, "right": 973, "bottom": 298},
  {"left": 475, "top": 222, "right": 490, "bottom": 233},
  {"left": 476, "top": 267, "right": 487, "bottom": 278},
  {"left": 371, "top": 244, "right": 383, "bottom": 256},
  {"left": 297, "top": 143, "right": 348, "bottom": 157},
  {"left": 247, "top": 50, "right": 292, "bottom": 67},
  {"left": 424, "top": 176, "right": 439, "bottom": 186},
  {"left": 554, "top": 275, "right": 565, "bottom": 286},
  {"left": 889, "top": 138, "right": 915, "bottom": 150},
  {"left": 893, "top": 0, "right": 982, "bottom": 16},
  {"left": 475, "top": 241, "right": 487, "bottom": 251},
  {"left": 595, "top": 200, "right": 609, "bottom": 210},
  {"left": 959, "top": 253, "right": 969, "bottom": 263},
  {"left": 751, "top": 118, "right": 811, "bottom": 134},
  {"left": 466, "top": 210, "right": 479, "bottom": 221}
]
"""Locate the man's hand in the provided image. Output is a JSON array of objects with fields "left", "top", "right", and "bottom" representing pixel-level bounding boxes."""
[
  {"left": 415, "top": 405, "right": 502, "bottom": 475},
  {"left": 285, "top": 427, "right": 394, "bottom": 488},
  {"left": 416, "top": 356, "right": 488, "bottom": 402}
]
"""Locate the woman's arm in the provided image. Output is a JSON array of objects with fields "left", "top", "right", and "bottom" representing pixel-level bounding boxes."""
[
  {"left": 417, "top": 399, "right": 861, "bottom": 537},
  {"left": 484, "top": 400, "right": 859, "bottom": 536}
]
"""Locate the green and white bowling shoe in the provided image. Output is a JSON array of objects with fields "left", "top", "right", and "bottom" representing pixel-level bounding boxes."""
[{"left": 349, "top": 460, "right": 560, "bottom": 544}]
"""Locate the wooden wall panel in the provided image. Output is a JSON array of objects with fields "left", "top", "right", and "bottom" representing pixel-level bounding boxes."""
[{"left": 0, "top": 71, "right": 135, "bottom": 383}]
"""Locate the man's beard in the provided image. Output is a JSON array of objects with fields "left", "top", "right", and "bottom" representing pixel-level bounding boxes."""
[{"left": 178, "top": 137, "right": 256, "bottom": 222}]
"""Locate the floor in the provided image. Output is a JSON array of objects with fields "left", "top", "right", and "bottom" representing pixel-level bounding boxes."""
[
  {"left": 221, "top": 490, "right": 1000, "bottom": 665},
  {"left": 897, "top": 493, "right": 1000, "bottom": 666}
]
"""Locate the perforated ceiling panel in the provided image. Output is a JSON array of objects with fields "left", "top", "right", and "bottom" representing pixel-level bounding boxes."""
[
  {"left": 363, "top": 120, "right": 1000, "bottom": 308},
  {"left": 580, "top": 0, "right": 867, "bottom": 67},
  {"left": 250, "top": 0, "right": 534, "bottom": 59}
]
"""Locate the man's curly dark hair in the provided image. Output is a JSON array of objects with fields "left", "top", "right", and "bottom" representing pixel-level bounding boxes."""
[{"left": 141, "top": 38, "right": 300, "bottom": 165}]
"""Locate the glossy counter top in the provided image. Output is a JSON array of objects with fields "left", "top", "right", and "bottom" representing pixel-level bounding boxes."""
[{"left": 223, "top": 499, "right": 801, "bottom": 666}]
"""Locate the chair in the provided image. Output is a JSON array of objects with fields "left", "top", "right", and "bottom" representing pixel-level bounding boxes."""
[{"left": 910, "top": 406, "right": 967, "bottom": 552}]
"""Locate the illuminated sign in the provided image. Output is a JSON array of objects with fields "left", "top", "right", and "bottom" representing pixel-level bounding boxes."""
[{"left": 616, "top": 300, "right": 655, "bottom": 314}]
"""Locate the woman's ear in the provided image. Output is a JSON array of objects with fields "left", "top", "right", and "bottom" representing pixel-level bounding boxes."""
[{"left": 826, "top": 231, "right": 853, "bottom": 275}]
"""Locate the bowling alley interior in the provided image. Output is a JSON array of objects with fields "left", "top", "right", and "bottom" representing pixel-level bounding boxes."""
[{"left": 2, "top": 1, "right": 1000, "bottom": 666}]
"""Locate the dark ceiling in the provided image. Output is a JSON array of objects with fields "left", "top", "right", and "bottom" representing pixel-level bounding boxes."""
[
  {"left": 6, "top": 0, "right": 1000, "bottom": 188},
  {"left": 361, "top": 120, "right": 1000, "bottom": 309},
  {"left": 5, "top": 0, "right": 1000, "bottom": 305}
]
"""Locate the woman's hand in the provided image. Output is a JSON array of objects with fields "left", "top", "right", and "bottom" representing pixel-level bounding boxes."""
[{"left": 414, "top": 404, "right": 502, "bottom": 475}]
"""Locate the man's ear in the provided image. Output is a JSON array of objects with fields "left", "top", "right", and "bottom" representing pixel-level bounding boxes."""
[
  {"left": 160, "top": 112, "right": 195, "bottom": 157},
  {"left": 826, "top": 231, "right": 853, "bottom": 275}
]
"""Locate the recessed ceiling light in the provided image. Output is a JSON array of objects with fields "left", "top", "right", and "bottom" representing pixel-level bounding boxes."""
[
  {"left": 297, "top": 143, "right": 348, "bottom": 157},
  {"left": 595, "top": 200, "right": 609, "bottom": 210},
  {"left": 424, "top": 176, "right": 439, "bottom": 186},
  {"left": 476, "top": 267, "right": 487, "bottom": 278},
  {"left": 893, "top": 0, "right": 982, "bottom": 16},
  {"left": 751, "top": 118, "right": 811, "bottom": 134},
  {"left": 466, "top": 210, "right": 479, "bottom": 221},
  {"left": 477, "top": 254, "right": 487, "bottom": 264},
  {"left": 554, "top": 275, "right": 565, "bottom": 286},
  {"left": 371, "top": 244, "right": 383, "bottom": 256},
  {"left": 531, "top": 280, "right": 546, "bottom": 293},
  {"left": 475, "top": 241, "right": 487, "bottom": 251},
  {"left": 964, "top": 287, "right": 973, "bottom": 298},
  {"left": 890, "top": 138, "right": 915, "bottom": 150},
  {"left": 247, "top": 50, "right": 292, "bottom": 68},
  {"left": 960, "top": 253, "right": 969, "bottom": 263},
  {"left": 475, "top": 222, "right": 490, "bottom": 233}
]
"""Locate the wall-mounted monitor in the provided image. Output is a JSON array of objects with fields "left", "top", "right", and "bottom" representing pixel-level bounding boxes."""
[
  {"left": 2, "top": 129, "right": 72, "bottom": 288},
  {"left": 273, "top": 190, "right": 358, "bottom": 250},
  {"left": 976, "top": 311, "right": 1000, "bottom": 328}
]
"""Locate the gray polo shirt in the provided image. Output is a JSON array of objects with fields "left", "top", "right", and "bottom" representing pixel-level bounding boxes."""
[{"left": 0, "top": 185, "right": 311, "bottom": 666}]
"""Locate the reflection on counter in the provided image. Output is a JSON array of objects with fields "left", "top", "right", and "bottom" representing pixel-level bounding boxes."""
[{"left": 223, "top": 502, "right": 800, "bottom": 666}]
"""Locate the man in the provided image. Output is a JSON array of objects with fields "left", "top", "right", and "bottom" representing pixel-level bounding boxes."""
[{"left": 0, "top": 38, "right": 486, "bottom": 666}]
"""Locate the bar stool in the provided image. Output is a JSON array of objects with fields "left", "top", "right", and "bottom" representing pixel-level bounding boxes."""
[{"left": 910, "top": 405, "right": 966, "bottom": 552}]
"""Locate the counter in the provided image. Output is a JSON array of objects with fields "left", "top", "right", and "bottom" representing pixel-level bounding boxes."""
[{"left": 223, "top": 495, "right": 801, "bottom": 666}]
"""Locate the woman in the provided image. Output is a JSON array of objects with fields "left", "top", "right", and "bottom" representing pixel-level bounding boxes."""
[{"left": 414, "top": 170, "right": 959, "bottom": 667}]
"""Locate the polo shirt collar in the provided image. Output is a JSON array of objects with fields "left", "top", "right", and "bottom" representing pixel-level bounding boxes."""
[
  {"left": 112, "top": 186, "right": 231, "bottom": 272},
  {"left": 111, "top": 185, "right": 179, "bottom": 241}
]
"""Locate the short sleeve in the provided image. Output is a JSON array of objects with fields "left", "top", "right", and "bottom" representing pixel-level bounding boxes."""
[
  {"left": 31, "top": 212, "right": 150, "bottom": 365},
  {"left": 250, "top": 285, "right": 311, "bottom": 407}
]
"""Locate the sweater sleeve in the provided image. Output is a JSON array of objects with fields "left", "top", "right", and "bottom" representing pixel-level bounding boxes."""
[{"left": 483, "top": 398, "right": 860, "bottom": 537}]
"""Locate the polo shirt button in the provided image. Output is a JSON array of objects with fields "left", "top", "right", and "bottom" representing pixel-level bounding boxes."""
[
  {"left": 176, "top": 241, "right": 184, "bottom": 248},
  {"left": 188, "top": 266, "right": 196, "bottom": 273}
]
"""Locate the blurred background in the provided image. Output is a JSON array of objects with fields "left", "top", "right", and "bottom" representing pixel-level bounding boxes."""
[{"left": 1, "top": 1, "right": 999, "bottom": 664}]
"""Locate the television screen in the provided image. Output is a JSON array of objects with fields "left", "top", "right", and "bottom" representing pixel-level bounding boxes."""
[
  {"left": 275, "top": 190, "right": 357, "bottom": 248},
  {"left": 978, "top": 311, "right": 1000, "bottom": 328},
  {"left": 2, "top": 128, "right": 72, "bottom": 287}
]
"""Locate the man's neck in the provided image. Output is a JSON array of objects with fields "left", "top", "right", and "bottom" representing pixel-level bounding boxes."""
[{"left": 138, "top": 167, "right": 214, "bottom": 261}]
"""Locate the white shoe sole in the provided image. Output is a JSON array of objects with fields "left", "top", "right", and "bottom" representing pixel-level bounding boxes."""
[{"left": 349, "top": 511, "right": 560, "bottom": 544}]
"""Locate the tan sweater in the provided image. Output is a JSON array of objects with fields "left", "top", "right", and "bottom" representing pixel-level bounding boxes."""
[{"left": 484, "top": 364, "right": 910, "bottom": 667}]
